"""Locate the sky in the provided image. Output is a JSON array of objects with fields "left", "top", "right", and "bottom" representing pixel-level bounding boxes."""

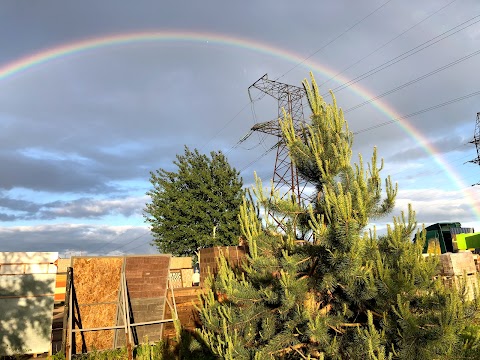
[{"left": 0, "top": 0, "right": 479, "bottom": 256}]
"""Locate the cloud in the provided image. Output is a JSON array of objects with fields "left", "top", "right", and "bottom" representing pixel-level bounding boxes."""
[
  {"left": 41, "top": 196, "right": 148, "bottom": 219},
  {"left": 0, "top": 195, "right": 148, "bottom": 221},
  {"left": 0, "top": 151, "right": 112, "bottom": 193},
  {"left": 0, "top": 224, "right": 155, "bottom": 255},
  {"left": 391, "top": 187, "right": 479, "bottom": 225},
  {"left": 0, "top": 0, "right": 479, "bottom": 253},
  {"left": 388, "top": 135, "right": 469, "bottom": 162}
]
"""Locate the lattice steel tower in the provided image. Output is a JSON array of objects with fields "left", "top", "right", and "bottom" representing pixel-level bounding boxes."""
[
  {"left": 468, "top": 112, "right": 480, "bottom": 185},
  {"left": 246, "top": 74, "right": 308, "bottom": 229}
]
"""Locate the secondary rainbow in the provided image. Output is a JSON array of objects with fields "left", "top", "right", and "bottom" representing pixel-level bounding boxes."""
[{"left": 1, "top": 30, "right": 478, "bottom": 220}]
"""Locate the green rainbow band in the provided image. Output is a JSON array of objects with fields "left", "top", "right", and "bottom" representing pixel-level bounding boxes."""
[{"left": 0, "top": 30, "right": 478, "bottom": 221}]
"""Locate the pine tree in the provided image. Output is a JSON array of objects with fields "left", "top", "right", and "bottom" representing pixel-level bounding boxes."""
[
  {"left": 144, "top": 146, "right": 243, "bottom": 257},
  {"left": 198, "top": 74, "right": 480, "bottom": 359}
]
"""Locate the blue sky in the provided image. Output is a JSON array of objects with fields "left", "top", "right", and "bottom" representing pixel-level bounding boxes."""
[{"left": 0, "top": 0, "right": 479, "bottom": 255}]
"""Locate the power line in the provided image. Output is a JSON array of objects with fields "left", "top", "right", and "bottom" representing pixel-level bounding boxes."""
[
  {"left": 325, "top": 14, "right": 480, "bottom": 95},
  {"left": 102, "top": 230, "right": 150, "bottom": 254},
  {"left": 241, "top": 91, "right": 480, "bottom": 174},
  {"left": 192, "top": 3, "right": 468, "bottom": 160},
  {"left": 277, "top": 0, "right": 396, "bottom": 81},
  {"left": 81, "top": 231, "right": 127, "bottom": 254},
  {"left": 199, "top": 101, "right": 252, "bottom": 153},
  {"left": 354, "top": 89, "right": 480, "bottom": 134},
  {"left": 321, "top": 0, "right": 458, "bottom": 88},
  {"left": 120, "top": 236, "right": 154, "bottom": 253},
  {"left": 87, "top": 228, "right": 148, "bottom": 254},
  {"left": 199, "top": 1, "right": 445, "bottom": 157},
  {"left": 239, "top": 144, "right": 277, "bottom": 173},
  {"left": 344, "top": 47, "right": 480, "bottom": 114}
]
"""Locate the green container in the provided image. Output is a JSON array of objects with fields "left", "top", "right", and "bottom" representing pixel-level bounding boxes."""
[{"left": 417, "top": 222, "right": 461, "bottom": 254}]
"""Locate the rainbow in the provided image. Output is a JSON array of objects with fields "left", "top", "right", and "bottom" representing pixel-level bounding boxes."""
[{"left": 0, "top": 30, "right": 479, "bottom": 220}]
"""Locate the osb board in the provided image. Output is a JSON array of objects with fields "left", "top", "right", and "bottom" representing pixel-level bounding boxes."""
[
  {"left": 71, "top": 257, "right": 123, "bottom": 353},
  {"left": 0, "top": 252, "right": 58, "bottom": 265},
  {"left": 72, "top": 257, "right": 123, "bottom": 304},
  {"left": 57, "top": 258, "right": 71, "bottom": 273},
  {"left": 74, "top": 304, "right": 118, "bottom": 352},
  {"left": 170, "top": 257, "right": 192, "bottom": 269},
  {"left": 74, "top": 330, "right": 116, "bottom": 354},
  {"left": 181, "top": 268, "right": 193, "bottom": 288}
]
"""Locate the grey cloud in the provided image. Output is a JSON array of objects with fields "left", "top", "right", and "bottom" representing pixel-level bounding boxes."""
[
  {"left": 0, "top": 224, "right": 155, "bottom": 255},
  {"left": 0, "top": 151, "right": 112, "bottom": 193},
  {"left": 388, "top": 135, "right": 469, "bottom": 162},
  {"left": 0, "top": 195, "right": 147, "bottom": 221},
  {"left": 0, "top": 197, "right": 42, "bottom": 213},
  {"left": 0, "top": 213, "right": 18, "bottom": 221},
  {"left": 39, "top": 196, "right": 148, "bottom": 220},
  {"left": 0, "top": 0, "right": 478, "bottom": 244}
]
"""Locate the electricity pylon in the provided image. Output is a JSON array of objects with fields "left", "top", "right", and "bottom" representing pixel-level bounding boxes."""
[
  {"left": 244, "top": 74, "right": 308, "bottom": 231},
  {"left": 468, "top": 112, "right": 480, "bottom": 186}
]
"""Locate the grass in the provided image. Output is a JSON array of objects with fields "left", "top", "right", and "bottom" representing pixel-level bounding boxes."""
[
  {"left": 48, "top": 331, "right": 215, "bottom": 360},
  {"left": 49, "top": 341, "right": 171, "bottom": 360}
]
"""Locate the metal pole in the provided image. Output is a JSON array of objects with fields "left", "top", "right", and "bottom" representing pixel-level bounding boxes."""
[
  {"left": 169, "top": 281, "right": 178, "bottom": 320},
  {"left": 67, "top": 273, "right": 73, "bottom": 360},
  {"left": 122, "top": 270, "right": 133, "bottom": 360},
  {"left": 61, "top": 267, "right": 72, "bottom": 355},
  {"left": 72, "top": 325, "right": 126, "bottom": 333},
  {"left": 69, "top": 319, "right": 176, "bottom": 332}
]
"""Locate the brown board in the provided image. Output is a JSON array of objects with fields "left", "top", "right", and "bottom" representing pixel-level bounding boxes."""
[
  {"left": 116, "top": 255, "right": 171, "bottom": 346},
  {"left": 71, "top": 257, "right": 123, "bottom": 353}
]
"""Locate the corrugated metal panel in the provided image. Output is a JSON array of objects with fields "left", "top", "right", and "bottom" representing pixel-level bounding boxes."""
[{"left": 450, "top": 227, "right": 475, "bottom": 235}]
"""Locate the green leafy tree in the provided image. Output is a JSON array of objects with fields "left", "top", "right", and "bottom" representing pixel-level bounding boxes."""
[
  {"left": 144, "top": 146, "right": 243, "bottom": 257},
  {"left": 198, "top": 74, "right": 480, "bottom": 359}
]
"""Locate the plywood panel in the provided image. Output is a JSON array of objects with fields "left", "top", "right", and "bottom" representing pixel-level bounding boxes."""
[
  {"left": 170, "top": 257, "right": 192, "bottom": 269},
  {"left": 56, "top": 259, "right": 71, "bottom": 273}
]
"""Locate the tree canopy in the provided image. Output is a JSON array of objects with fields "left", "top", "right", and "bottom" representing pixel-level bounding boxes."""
[
  {"left": 198, "top": 74, "right": 480, "bottom": 359},
  {"left": 144, "top": 146, "right": 243, "bottom": 257}
]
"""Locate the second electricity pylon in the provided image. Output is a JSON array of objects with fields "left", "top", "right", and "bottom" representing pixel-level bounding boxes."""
[
  {"left": 246, "top": 74, "right": 308, "bottom": 230},
  {"left": 468, "top": 112, "right": 480, "bottom": 186}
]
